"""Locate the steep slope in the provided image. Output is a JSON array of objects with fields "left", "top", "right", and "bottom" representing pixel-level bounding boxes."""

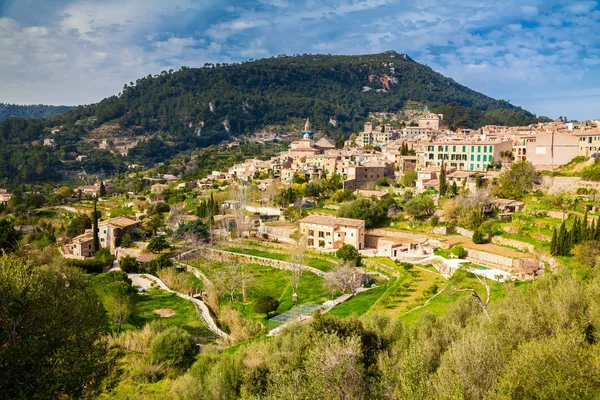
[
  {"left": 0, "top": 104, "right": 74, "bottom": 120},
  {"left": 0, "top": 51, "right": 546, "bottom": 184}
]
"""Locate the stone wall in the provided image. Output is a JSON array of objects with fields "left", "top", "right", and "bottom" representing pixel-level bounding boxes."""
[
  {"left": 465, "top": 248, "right": 517, "bottom": 269},
  {"left": 200, "top": 248, "right": 325, "bottom": 277},
  {"left": 455, "top": 227, "right": 474, "bottom": 239},
  {"left": 541, "top": 176, "right": 600, "bottom": 194},
  {"left": 491, "top": 236, "right": 535, "bottom": 252}
]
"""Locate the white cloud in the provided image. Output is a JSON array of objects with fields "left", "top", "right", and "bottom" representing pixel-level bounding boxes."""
[{"left": 0, "top": 0, "right": 598, "bottom": 120}]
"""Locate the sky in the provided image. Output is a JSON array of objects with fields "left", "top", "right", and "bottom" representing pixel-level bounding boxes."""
[{"left": 0, "top": 0, "right": 599, "bottom": 120}]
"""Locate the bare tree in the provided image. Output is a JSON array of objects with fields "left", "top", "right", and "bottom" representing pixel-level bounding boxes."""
[
  {"left": 289, "top": 230, "right": 307, "bottom": 305},
  {"left": 447, "top": 267, "right": 492, "bottom": 321},
  {"left": 325, "top": 262, "right": 362, "bottom": 295}
]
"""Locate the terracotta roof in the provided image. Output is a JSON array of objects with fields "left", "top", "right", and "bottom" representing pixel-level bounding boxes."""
[
  {"left": 300, "top": 214, "right": 365, "bottom": 228},
  {"left": 99, "top": 217, "right": 138, "bottom": 228}
]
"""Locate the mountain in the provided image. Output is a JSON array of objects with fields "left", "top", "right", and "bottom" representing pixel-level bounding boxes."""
[
  {"left": 0, "top": 103, "right": 74, "bottom": 120},
  {"left": 0, "top": 51, "right": 547, "bottom": 184}
]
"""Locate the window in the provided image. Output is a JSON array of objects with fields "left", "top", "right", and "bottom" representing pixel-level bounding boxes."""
[
  {"left": 88, "top": 244, "right": 91, "bottom": 249},
  {"left": 103, "top": 230, "right": 106, "bottom": 234},
  {"left": 462, "top": 146, "right": 466, "bottom": 152},
  {"left": 318, "top": 231, "right": 324, "bottom": 238},
  {"left": 309, "top": 230, "right": 314, "bottom": 236},
  {"left": 483, "top": 155, "right": 487, "bottom": 161},
  {"left": 326, "top": 232, "right": 331, "bottom": 236},
  {"left": 350, "top": 232, "right": 354, "bottom": 237},
  {"left": 445, "top": 146, "right": 448, "bottom": 152},
  {"left": 100, "top": 238, "right": 105, "bottom": 242},
  {"left": 470, "top": 164, "right": 474, "bottom": 170},
  {"left": 477, "top": 146, "right": 481, "bottom": 152},
  {"left": 477, "top": 155, "right": 481, "bottom": 161},
  {"left": 471, "top": 154, "right": 474, "bottom": 161},
  {"left": 471, "top": 146, "right": 474, "bottom": 152}
]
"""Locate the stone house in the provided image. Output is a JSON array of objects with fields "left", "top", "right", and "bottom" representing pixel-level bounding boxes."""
[{"left": 299, "top": 214, "right": 365, "bottom": 250}]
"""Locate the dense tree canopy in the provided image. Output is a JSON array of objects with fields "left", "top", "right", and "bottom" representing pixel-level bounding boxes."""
[{"left": 0, "top": 255, "right": 107, "bottom": 398}]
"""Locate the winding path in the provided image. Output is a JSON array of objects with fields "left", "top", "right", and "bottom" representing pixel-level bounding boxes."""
[{"left": 128, "top": 273, "right": 229, "bottom": 340}]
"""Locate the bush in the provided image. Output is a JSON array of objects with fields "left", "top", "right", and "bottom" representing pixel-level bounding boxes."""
[
  {"left": 430, "top": 215, "right": 440, "bottom": 227},
  {"left": 336, "top": 244, "right": 361, "bottom": 267},
  {"left": 150, "top": 327, "right": 196, "bottom": 367},
  {"left": 147, "top": 236, "right": 170, "bottom": 253},
  {"left": 94, "top": 248, "right": 115, "bottom": 266},
  {"left": 254, "top": 296, "right": 280, "bottom": 318},
  {"left": 451, "top": 245, "right": 466, "bottom": 258},
  {"left": 150, "top": 202, "right": 171, "bottom": 214},
  {"left": 65, "top": 259, "right": 106, "bottom": 273},
  {"left": 472, "top": 229, "right": 486, "bottom": 244},
  {"left": 119, "top": 255, "right": 140, "bottom": 273}
]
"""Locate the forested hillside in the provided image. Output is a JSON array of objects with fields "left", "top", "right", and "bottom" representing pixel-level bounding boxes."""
[
  {"left": 0, "top": 103, "right": 74, "bottom": 120},
  {"left": 0, "top": 51, "right": 548, "bottom": 184}
]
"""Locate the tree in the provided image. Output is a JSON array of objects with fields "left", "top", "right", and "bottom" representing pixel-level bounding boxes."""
[
  {"left": 92, "top": 198, "right": 100, "bottom": 252},
  {"left": 67, "top": 214, "right": 92, "bottom": 238},
  {"left": 336, "top": 198, "right": 388, "bottom": 227},
  {"left": 492, "top": 161, "right": 539, "bottom": 199},
  {"left": 572, "top": 241, "right": 600, "bottom": 268},
  {"left": 404, "top": 195, "right": 435, "bottom": 218},
  {"left": 119, "top": 255, "right": 140, "bottom": 273},
  {"left": 144, "top": 213, "right": 164, "bottom": 236},
  {"left": 147, "top": 236, "right": 170, "bottom": 253},
  {"left": 94, "top": 247, "right": 115, "bottom": 267},
  {"left": 175, "top": 219, "right": 209, "bottom": 242},
  {"left": 325, "top": 262, "right": 361, "bottom": 294},
  {"left": 472, "top": 229, "right": 486, "bottom": 244},
  {"left": 254, "top": 296, "right": 280, "bottom": 318},
  {"left": 0, "top": 255, "right": 108, "bottom": 398},
  {"left": 150, "top": 327, "right": 196, "bottom": 366},
  {"left": 439, "top": 163, "right": 448, "bottom": 196},
  {"left": 289, "top": 231, "right": 306, "bottom": 304},
  {"left": 336, "top": 244, "right": 361, "bottom": 267},
  {"left": 451, "top": 245, "right": 466, "bottom": 258},
  {"left": 55, "top": 186, "right": 73, "bottom": 200},
  {"left": 447, "top": 267, "right": 492, "bottom": 320},
  {"left": 0, "top": 218, "right": 21, "bottom": 253},
  {"left": 92, "top": 271, "right": 137, "bottom": 333},
  {"left": 401, "top": 168, "right": 417, "bottom": 187},
  {"left": 99, "top": 181, "right": 106, "bottom": 197}
]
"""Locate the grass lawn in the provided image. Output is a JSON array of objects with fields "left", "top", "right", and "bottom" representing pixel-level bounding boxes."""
[
  {"left": 196, "top": 261, "right": 330, "bottom": 325},
  {"left": 327, "top": 281, "right": 392, "bottom": 318},
  {"left": 121, "top": 287, "right": 213, "bottom": 338}
]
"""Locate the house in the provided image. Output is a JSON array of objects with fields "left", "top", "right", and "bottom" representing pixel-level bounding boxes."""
[
  {"left": 354, "top": 189, "right": 390, "bottom": 200},
  {"left": 299, "top": 214, "right": 365, "bottom": 250},
  {"left": 69, "top": 231, "right": 95, "bottom": 259},
  {"left": 0, "top": 193, "right": 13, "bottom": 205},
  {"left": 490, "top": 199, "right": 525, "bottom": 215},
  {"left": 98, "top": 217, "right": 140, "bottom": 249}
]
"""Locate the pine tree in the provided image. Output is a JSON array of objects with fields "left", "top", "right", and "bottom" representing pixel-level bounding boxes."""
[
  {"left": 92, "top": 198, "right": 100, "bottom": 252},
  {"left": 439, "top": 163, "right": 447, "bottom": 196},
  {"left": 550, "top": 228, "right": 557, "bottom": 256}
]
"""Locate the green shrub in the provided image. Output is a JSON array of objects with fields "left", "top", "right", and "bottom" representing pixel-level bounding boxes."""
[
  {"left": 254, "top": 296, "right": 280, "bottom": 318},
  {"left": 336, "top": 244, "right": 361, "bottom": 267},
  {"left": 451, "top": 245, "right": 466, "bottom": 258},
  {"left": 119, "top": 255, "right": 140, "bottom": 273},
  {"left": 472, "top": 229, "right": 486, "bottom": 244},
  {"left": 150, "top": 327, "right": 196, "bottom": 366},
  {"left": 65, "top": 259, "right": 106, "bottom": 273}
]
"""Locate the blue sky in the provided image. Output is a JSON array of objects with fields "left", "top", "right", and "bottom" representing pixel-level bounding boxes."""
[{"left": 0, "top": 0, "right": 599, "bottom": 120}]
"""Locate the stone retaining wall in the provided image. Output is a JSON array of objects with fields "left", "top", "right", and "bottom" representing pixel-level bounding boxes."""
[
  {"left": 200, "top": 248, "right": 325, "bottom": 277},
  {"left": 465, "top": 248, "right": 517, "bottom": 270}
]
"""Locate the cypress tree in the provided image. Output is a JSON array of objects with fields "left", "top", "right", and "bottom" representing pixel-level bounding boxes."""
[
  {"left": 451, "top": 181, "right": 458, "bottom": 196},
  {"left": 439, "top": 163, "right": 447, "bottom": 196},
  {"left": 92, "top": 198, "right": 100, "bottom": 252},
  {"left": 595, "top": 217, "right": 600, "bottom": 240},
  {"left": 572, "top": 217, "right": 580, "bottom": 245},
  {"left": 550, "top": 227, "right": 557, "bottom": 256},
  {"left": 99, "top": 181, "right": 106, "bottom": 197}
]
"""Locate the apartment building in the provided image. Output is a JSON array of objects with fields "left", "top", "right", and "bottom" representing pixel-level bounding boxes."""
[
  {"left": 422, "top": 140, "right": 512, "bottom": 172},
  {"left": 344, "top": 160, "right": 395, "bottom": 190},
  {"left": 525, "top": 132, "right": 579, "bottom": 167},
  {"left": 299, "top": 214, "right": 365, "bottom": 250},
  {"left": 575, "top": 132, "right": 600, "bottom": 157}
]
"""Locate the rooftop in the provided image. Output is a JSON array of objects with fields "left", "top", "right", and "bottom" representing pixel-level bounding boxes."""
[{"left": 300, "top": 214, "right": 365, "bottom": 228}]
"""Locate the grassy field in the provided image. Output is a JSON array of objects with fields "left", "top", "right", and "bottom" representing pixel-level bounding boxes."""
[
  {"left": 194, "top": 260, "right": 330, "bottom": 324},
  {"left": 121, "top": 287, "right": 213, "bottom": 338}
]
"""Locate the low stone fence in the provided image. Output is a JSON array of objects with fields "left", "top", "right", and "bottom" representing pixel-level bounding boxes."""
[
  {"left": 199, "top": 248, "right": 326, "bottom": 277},
  {"left": 491, "top": 236, "right": 534, "bottom": 253},
  {"left": 455, "top": 227, "right": 474, "bottom": 239}
]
